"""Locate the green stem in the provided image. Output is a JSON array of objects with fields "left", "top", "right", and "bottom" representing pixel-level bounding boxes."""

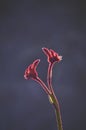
[{"left": 49, "top": 92, "right": 63, "bottom": 130}]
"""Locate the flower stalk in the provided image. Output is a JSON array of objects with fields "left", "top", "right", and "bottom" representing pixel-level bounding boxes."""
[
  {"left": 47, "top": 63, "right": 63, "bottom": 130},
  {"left": 35, "top": 77, "right": 51, "bottom": 95},
  {"left": 42, "top": 47, "right": 63, "bottom": 130},
  {"left": 49, "top": 93, "right": 63, "bottom": 130}
]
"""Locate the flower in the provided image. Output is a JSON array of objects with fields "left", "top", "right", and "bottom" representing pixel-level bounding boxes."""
[
  {"left": 24, "top": 59, "right": 51, "bottom": 95},
  {"left": 24, "top": 47, "right": 62, "bottom": 95},
  {"left": 24, "top": 59, "right": 40, "bottom": 80},
  {"left": 23, "top": 48, "right": 63, "bottom": 130},
  {"left": 42, "top": 47, "right": 62, "bottom": 64}
]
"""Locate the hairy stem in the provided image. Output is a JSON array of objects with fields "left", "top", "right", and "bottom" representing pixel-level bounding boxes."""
[
  {"left": 48, "top": 63, "right": 63, "bottom": 130},
  {"left": 47, "top": 63, "right": 54, "bottom": 92},
  {"left": 49, "top": 92, "right": 63, "bottom": 130},
  {"left": 35, "top": 77, "right": 51, "bottom": 95}
]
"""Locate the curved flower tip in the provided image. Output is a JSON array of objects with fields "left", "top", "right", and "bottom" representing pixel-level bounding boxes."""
[
  {"left": 24, "top": 59, "right": 40, "bottom": 80},
  {"left": 42, "top": 47, "right": 62, "bottom": 64}
]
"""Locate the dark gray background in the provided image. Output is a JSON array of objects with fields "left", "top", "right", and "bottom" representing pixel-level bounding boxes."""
[{"left": 0, "top": 0, "right": 86, "bottom": 130}]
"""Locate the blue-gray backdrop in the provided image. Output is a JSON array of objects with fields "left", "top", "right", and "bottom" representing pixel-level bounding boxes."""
[{"left": 0, "top": 0, "right": 86, "bottom": 130}]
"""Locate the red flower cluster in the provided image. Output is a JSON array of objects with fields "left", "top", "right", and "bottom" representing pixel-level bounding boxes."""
[
  {"left": 24, "top": 47, "right": 62, "bottom": 95},
  {"left": 42, "top": 47, "right": 62, "bottom": 64},
  {"left": 24, "top": 59, "right": 40, "bottom": 80}
]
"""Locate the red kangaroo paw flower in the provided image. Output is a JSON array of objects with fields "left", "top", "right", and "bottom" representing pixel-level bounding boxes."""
[
  {"left": 24, "top": 59, "right": 51, "bottom": 95},
  {"left": 24, "top": 59, "right": 40, "bottom": 80},
  {"left": 42, "top": 47, "right": 62, "bottom": 64}
]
